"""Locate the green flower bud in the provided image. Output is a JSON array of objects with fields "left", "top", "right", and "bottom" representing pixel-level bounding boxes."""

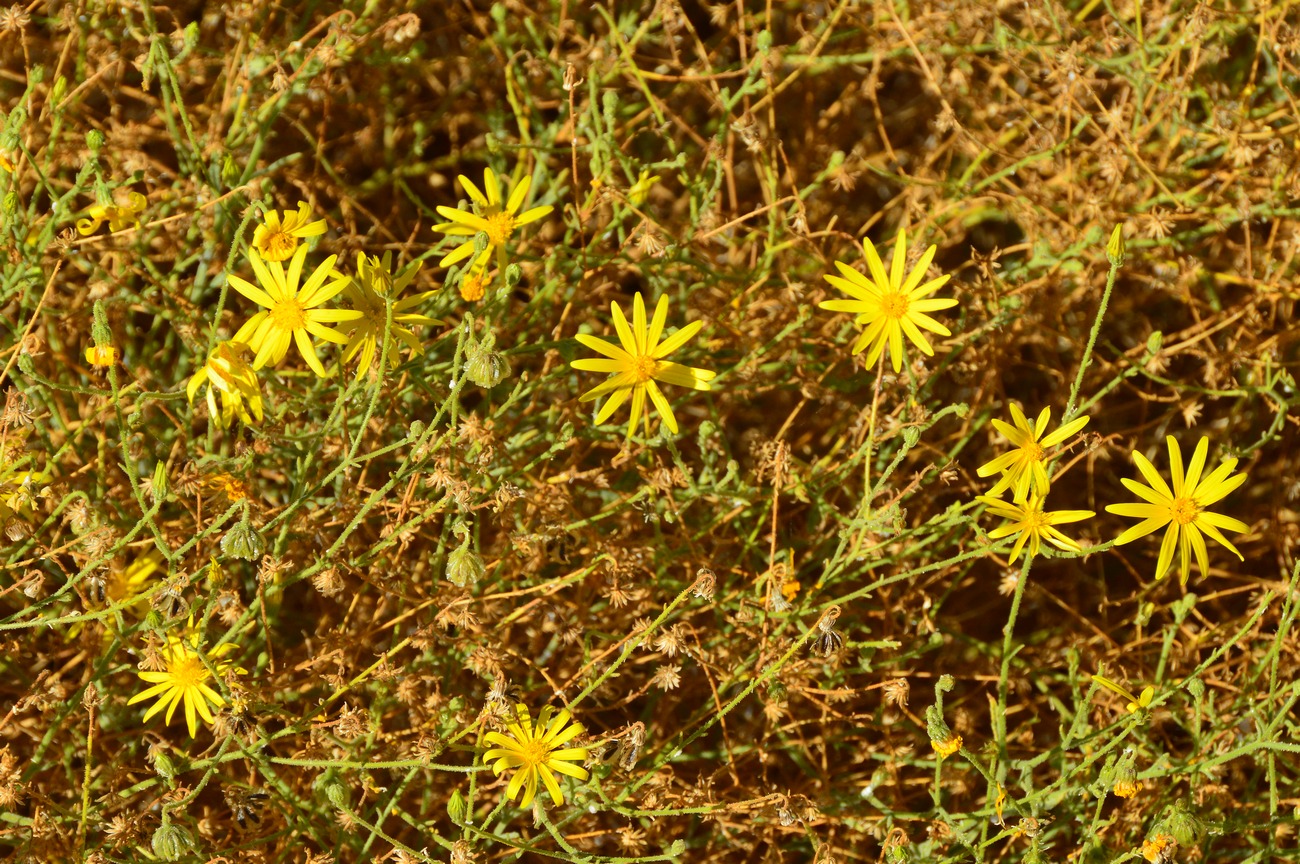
[
  {"left": 3, "top": 190, "right": 17, "bottom": 213},
  {"left": 52, "top": 76, "right": 67, "bottom": 105},
  {"left": 1106, "top": 223, "right": 1125, "bottom": 266},
  {"left": 446, "top": 530, "right": 483, "bottom": 588},
  {"left": 324, "top": 781, "right": 349, "bottom": 810},
  {"left": 150, "top": 820, "right": 195, "bottom": 861},
  {"left": 91, "top": 300, "right": 112, "bottom": 348},
  {"left": 150, "top": 461, "right": 169, "bottom": 502},
  {"left": 504, "top": 262, "right": 522, "bottom": 288},
  {"left": 220, "top": 520, "right": 264, "bottom": 561},
  {"left": 446, "top": 788, "right": 467, "bottom": 824},
  {"left": 151, "top": 748, "right": 177, "bottom": 781},
  {"left": 464, "top": 341, "right": 510, "bottom": 390}
]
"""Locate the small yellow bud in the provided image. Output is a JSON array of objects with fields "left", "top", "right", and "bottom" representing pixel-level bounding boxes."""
[
  {"left": 1106, "top": 223, "right": 1125, "bottom": 266},
  {"left": 84, "top": 344, "right": 119, "bottom": 367}
]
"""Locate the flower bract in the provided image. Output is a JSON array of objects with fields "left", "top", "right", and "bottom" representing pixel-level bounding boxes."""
[
  {"left": 1104, "top": 435, "right": 1248, "bottom": 585},
  {"left": 229, "top": 246, "right": 361, "bottom": 377},
  {"left": 482, "top": 703, "right": 589, "bottom": 808},
  {"left": 820, "top": 228, "right": 957, "bottom": 372},
  {"left": 187, "top": 341, "right": 264, "bottom": 428},
  {"left": 976, "top": 494, "right": 1094, "bottom": 562},
  {"left": 976, "top": 405, "right": 1090, "bottom": 501},
  {"left": 433, "top": 166, "right": 552, "bottom": 269},
  {"left": 339, "top": 252, "right": 440, "bottom": 379},
  {"left": 570, "top": 292, "right": 715, "bottom": 440},
  {"left": 127, "top": 618, "right": 241, "bottom": 737},
  {"left": 252, "top": 201, "right": 326, "bottom": 262}
]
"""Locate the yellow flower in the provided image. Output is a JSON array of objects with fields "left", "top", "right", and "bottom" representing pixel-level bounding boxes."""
[
  {"left": 1104, "top": 436, "right": 1248, "bottom": 585},
  {"left": 339, "top": 252, "right": 440, "bottom": 378},
  {"left": 1140, "top": 833, "right": 1177, "bottom": 863},
  {"left": 106, "top": 552, "right": 162, "bottom": 607},
  {"left": 0, "top": 152, "right": 14, "bottom": 173},
  {"left": 482, "top": 703, "right": 589, "bottom": 808},
  {"left": 570, "top": 292, "right": 716, "bottom": 440},
  {"left": 433, "top": 166, "right": 552, "bottom": 269},
  {"left": 628, "top": 169, "right": 660, "bottom": 207},
  {"left": 976, "top": 405, "right": 1091, "bottom": 502},
  {"left": 820, "top": 228, "right": 957, "bottom": 372},
  {"left": 458, "top": 248, "right": 492, "bottom": 302},
  {"left": 229, "top": 246, "right": 361, "bottom": 377},
  {"left": 84, "top": 345, "right": 119, "bottom": 367},
  {"left": 251, "top": 201, "right": 326, "bottom": 262},
  {"left": 127, "top": 618, "right": 241, "bottom": 738},
  {"left": 976, "top": 494, "right": 1094, "bottom": 562},
  {"left": 1091, "top": 672, "right": 1155, "bottom": 713},
  {"left": 931, "top": 734, "right": 962, "bottom": 758},
  {"left": 75, "top": 191, "right": 147, "bottom": 235},
  {"left": 186, "top": 341, "right": 264, "bottom": 428}
]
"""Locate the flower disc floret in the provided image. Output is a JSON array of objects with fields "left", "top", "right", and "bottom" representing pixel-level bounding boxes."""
[
  {"left": 1105, "top": 435, "right": 1249, "bottom": 585},
  {"left": 229, "top": 246, "right": 361, "bottom": 378},
  {"left": 482, "top": 704, "right": 590, "bottom": 808},
  {"left": 819, "top": 228, "right": 957, "bottom": 372},
  {"left": 570, "top": 292, "right": 716, "bottom": 441}
]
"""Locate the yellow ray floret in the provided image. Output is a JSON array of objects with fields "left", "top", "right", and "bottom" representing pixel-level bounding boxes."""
[
  {"left": 229, "top": 246, "right": 361, "bottom": 378},
  {"left": 1104, "top": 435, "right": 1249, "bottom": 585},
  {"left": 570, "top": 292, "right": 716, "bottom": 440},
  {"left": 186, "top": 340, "right": 264, "bottom": 428},
  {"left": 820, "top": 228, "right": 958, "bottom": 373},
  {"left": 482, "top": 703, "right": 590, "bottom": 808}
]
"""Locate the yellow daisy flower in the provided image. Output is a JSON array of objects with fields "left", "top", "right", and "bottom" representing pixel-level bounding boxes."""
[
  {"left": 251, "top": 201, "right": 327, "bottom": 262},
  {"left": 76, "top": 191, "right": 147, "bottom": 235},
  {"left": 433, "top": 166, "right": 552, "bottom": 269},
  {"left": 127, "top": 618, "right": 242, "bottom": 738},
  {"left": 482, "top": 703, "right": 589, "bottom": 808},
  {"left": 820, "top": 228, "right": 957, "bottom": 373},
  {"left": 570, "top": 292, "right": 716, "bottom": 440},
  {"left": 976, "top": 405, "right": 1091, "bottom": 502},
  {"left": 1105, "top": 435, "right": 1249, "bottom": 585},
  {"left": 976, "top": 494, "right": 1095, "bottom": 562},
  {"left": 229, "top": 246, "right": 361, "bottom": 378},
  {"left": 340, "top": 252, "right": 441, "bottom": 378},
  {"left": 186, "top": 341, "right": 264, "bottom": 428}
]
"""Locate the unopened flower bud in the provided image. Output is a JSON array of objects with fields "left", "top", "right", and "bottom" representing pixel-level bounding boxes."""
[
  {"left": 220, "top": 520, "right": 264, "bottom": 561},
  {"left": 446, "top": 536, "right": 484, "bottom": 588},
  {"left": 150, "top": 821, "right": 195, "bottom": 861},
  {"left": 464, "top": 341, "right": 510, "bottom": 389}
]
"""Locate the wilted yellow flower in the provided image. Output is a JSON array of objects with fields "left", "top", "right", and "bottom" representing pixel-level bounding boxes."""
[
  {"left": 1140, "top": 833, "right": 1177, "bottom": 863},
  {"left": 570, "top": 292, "right": 715, "bottom": 440},
  {"left": 976, "top": 404, "right": 1090, "bottom": 502},
  {"left": 458, "top": 248, "right": 492, "bottom": 302},
  {"left": 251, "top": 201, "right": 326, "bottom": 262},
  {"left": 76, "top": 191, "right": 147, "bottom": 235},
  {"left": 820, "top": 228, "right": 957, "bottom": 373},
  {"left": 482, "top": 704, "right": 589, "bottom": 808},
  {"left": 1105, "top": 436, "right": 1249, "bottom": 584},
  {"left": 186, "top": 341, "right": 264, "bottom": 428},
  {"left": 229, "top": 246, "right": 361, "bottom": 377},
  {"left": 976, "top": 494, "right": 1094, "bottom": 562},
  {"left": 127, "top": 618, "right": 242, "bottom": 738},
  {"left": 931, "top": 733, "right": 962, "bottom": 759},
  {"left": 434, "top": 166, "right": 552, "bottom": 270},
  {"left": 84, "top": 345, "right": 118, "bottom": 367},
  {"left": 339, "top": 252, "right": 440, "bottom": 378},
  {"left": 1091, "top": 673, "right": 1155, "bottom": 714}
]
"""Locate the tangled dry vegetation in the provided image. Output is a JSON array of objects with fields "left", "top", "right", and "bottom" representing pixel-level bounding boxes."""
[{"left": 1, "top": 1, "right": 1298, "bottom": 862}]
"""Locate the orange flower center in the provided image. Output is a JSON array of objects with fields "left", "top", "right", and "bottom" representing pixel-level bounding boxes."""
[
  {"left": 270, "top": 298, "right": 308, "bottom": 330},
  {"left": 632, "top": 355, "right": 658, "bottom": 383},
  {"left": 1170, "top": 496, "right": 1199, "bottom": 525},
  {"left": 461, "top": 272, "right": 486, "bottom": 302},
  {"left": 260, "top": 230, "right": 298, "bottom": 262},
  {"left": 1021, "top": 508, "right": 1049, "bottom": 532},
  {"left": 881, "top": 291, "right": 909, "bottom": 320},
  {"left": 519, "top": 736, "right": 550, "bottom": 767},
  {"left": 485, "top": 212, "right": 516, "bottom": 247},
  {"left": 1020, "top": 441, "right": 1045, "bottom": 462}
]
